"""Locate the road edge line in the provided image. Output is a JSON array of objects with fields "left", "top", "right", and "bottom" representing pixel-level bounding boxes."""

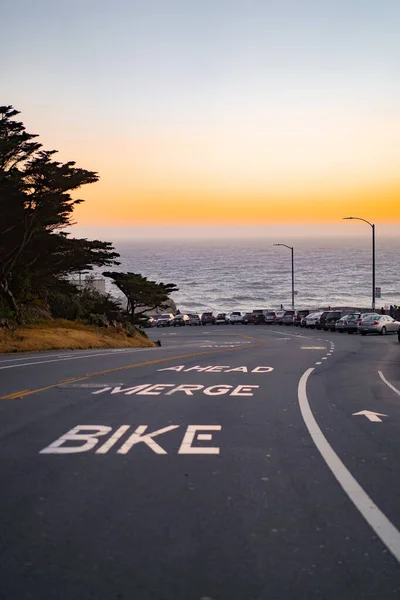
[
  {"left": 298, "top": 367, "right": 400, "bottom": 563},
  {"left": 378, "top": 371, "right": 400, "bottom": 397}
]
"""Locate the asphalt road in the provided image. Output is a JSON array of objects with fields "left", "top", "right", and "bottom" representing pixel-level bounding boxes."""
[{"left": 1, "top": 324, "right": 400, "bottom": 599}]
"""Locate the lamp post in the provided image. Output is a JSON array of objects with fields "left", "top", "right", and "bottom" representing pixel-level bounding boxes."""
[
  {"left": 343, "top": 217, "right": 376, "bottom": 311},
  {"left": 273, "top": 243, "right": 294, "bottom": 310}
]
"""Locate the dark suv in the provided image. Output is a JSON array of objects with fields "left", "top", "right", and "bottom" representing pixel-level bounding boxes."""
[
  {"left": 294, "top": 310, "right": 310, "bottom": 327},
  {"left": 201, "top": 312, "right": 215, "bottom": 325},
  {"left": 252, "top": 309, "right": 266, "bottom": 324},
  {"left": 316, "top": 311, "right": 330, "bottom": 330},
  {"left": 324, "top": 310, "right": 345, "bottom": 331}
]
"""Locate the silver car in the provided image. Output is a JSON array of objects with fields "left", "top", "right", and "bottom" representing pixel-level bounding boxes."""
[{"left": 358, "top": 314, "right": 400, "bottom": 336}]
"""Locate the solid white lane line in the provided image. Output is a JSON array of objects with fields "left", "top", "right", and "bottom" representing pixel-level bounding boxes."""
[
  {"left": 0, "top": 349, "right": 105, "bottom": 364},
  {"left": 0, "top": 348, "right": 156, "bottom": 370},
  {"left": 378, "top": 371, "right": 400, "bottom": 397},
  {"left": 298, "top": 368, "right": 400, "bottom": 563},
  {"left": 266, "top": 330, "right": 314, "bottom": 339}
]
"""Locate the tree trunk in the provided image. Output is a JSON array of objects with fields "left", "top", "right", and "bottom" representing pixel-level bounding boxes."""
[{"left": 0, "top": 279, "right": 24, "bottom": 325}]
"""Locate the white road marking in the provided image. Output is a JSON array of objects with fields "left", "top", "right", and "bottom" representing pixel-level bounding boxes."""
[
  {"left": 117, "top": 425, "right": 179, "bottom": 455},
  {"left": 157, "top": 364, "right": 274, "bottom": 373},
  {"left": 96, "top": 425, "right": 131, "bottom": 453},
  {"left": 378, "top": 371, "right": 400, "bottom": 397},
  {"left": 298, "top": 368, "right": 400, "bottom": 564},
  {"left": 315, "top": 362, "right": 322, "bottom": 365},
  {"left": 353, "top": 410, "right": 388, "bottom": 423},
  {"left": 322, "top": 357, "right": 328, "bottom": 360},
  {"left": 92, "top": 383, "right": 260, "bottom": 397},
  {"left": 40, "top": 424, "right": 222, "bottom": 455},
  {"left": 0, "top": 349, "right": 154, "bottom": 370},
  {"left": 267, "top": 330, "right": 314, "bottom": 339},
  {"left": 178, "top": 425, "right": 221, "bottom": 454}
]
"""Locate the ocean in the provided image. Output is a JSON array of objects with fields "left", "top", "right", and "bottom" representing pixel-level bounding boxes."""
[{"left": 108, "top": 236, "right": 400, "bottom": 314}]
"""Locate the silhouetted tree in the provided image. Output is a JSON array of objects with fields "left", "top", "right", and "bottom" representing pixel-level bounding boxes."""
[
  {"left": 103, "top": 272, "right": 178, "bottom": 323},
  {"left": 0, "top": 105, "right": 119, "bottom": 322}
]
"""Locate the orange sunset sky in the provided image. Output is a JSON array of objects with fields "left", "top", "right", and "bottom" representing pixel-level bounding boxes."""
[{"left": 3, "top": 0, "right": 400, "bottom": 238}]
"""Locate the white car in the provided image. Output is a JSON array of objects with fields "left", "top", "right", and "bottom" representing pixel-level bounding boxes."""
[
  {"left": 229, "top": 311, "right": 245, "bottom": 324},
  {"left": 304, "top": 312, "right": 323, "bottom": 329}
]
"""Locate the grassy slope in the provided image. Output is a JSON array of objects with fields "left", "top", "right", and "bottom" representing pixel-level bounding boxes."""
[{"left": 0, "top": 320, "right": 155, "bottom": 353}]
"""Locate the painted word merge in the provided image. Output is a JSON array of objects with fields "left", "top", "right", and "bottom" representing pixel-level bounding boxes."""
[
  {"left": 40, "top": 424, "right": 222, "bottom": 455},
  {"left": 92, "top": 383, "right": 259, "bottom": 396},
  {"left": 157, "top": 365, "right": 274, "bottom": 373}
]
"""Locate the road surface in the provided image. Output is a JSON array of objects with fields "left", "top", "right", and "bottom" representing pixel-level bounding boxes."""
[{"left": 1, "top": 324, "right": 400, "bottom": 599}]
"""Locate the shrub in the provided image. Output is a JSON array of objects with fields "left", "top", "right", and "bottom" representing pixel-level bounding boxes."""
[
  {"left": 87, "top": 313, "right": 109, "bottom": 328},
  {"left": 48, "top": 292, "right": 83, "bottom": 320},
  {"left": 125, "top": 322, "right": 136, "bottom": 338}
]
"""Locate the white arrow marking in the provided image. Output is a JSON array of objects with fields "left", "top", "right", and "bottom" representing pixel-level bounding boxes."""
[{"left": 353, "top": 410, "right": 388, "bottom": 422}]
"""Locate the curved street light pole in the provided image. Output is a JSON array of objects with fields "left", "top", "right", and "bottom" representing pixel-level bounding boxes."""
[
  {"left": 343, "top": 217, "right": 375, "bottom": 311},
  {"left": 273, "top": 243, "right": 294, "bottom": 310}
]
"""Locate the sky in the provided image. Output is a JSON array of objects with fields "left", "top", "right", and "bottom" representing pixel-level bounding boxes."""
[{"left": 2, "top": 0, "right": 400, "bottom": 239}]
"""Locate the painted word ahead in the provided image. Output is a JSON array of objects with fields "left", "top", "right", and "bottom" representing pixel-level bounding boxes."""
[
  {"left": 158, "top": 365, "right": 274, "bottom": 373},
  {"left": 40, "top": 424, "right": 222, "bottom": 455}
]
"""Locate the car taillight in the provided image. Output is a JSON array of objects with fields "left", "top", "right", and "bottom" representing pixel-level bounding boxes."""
[{"left": 373, "top": 321, "right": 379, "bottom": 325}]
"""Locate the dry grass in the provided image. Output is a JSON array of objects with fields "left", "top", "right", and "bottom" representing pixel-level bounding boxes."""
[{"left": 0, "top": 320, "right": 155, "bottom": 353}]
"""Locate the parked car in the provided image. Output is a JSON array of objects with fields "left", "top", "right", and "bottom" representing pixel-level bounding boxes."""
[
  {"left": 282, "top": 310, "right": 295, "bottom": 325},
  {"left": 358, "top": 315, "right": 400, "bottom": 336},
  {"left": 252, "top": 309, "right": 266, "bottom": 324},
  {"left": 201, "top": 312, "right": 216, "bottom": 325},
  {"left": 173, "top": 314, "right": 189, "bottom": 326},
  {"left": 242, "top": 312, "right": 256, "bottom": 324},
  {"left": 138, "top": 316, "right": 157, "bottom": 328},
  {"left": 264, "top": 311, "right": 278, "bottom": 324},
  {"left": 324, "top": 310, "right": 345, "bottom": 331},
  {"left": 304, "top": 312, "right": 323, "bottom": 328},
  {"left": 315, "top": 311, "right": 330, "bottom": 330},
  {"left": 334, "top": 313, "right": 361, "bottom": 334},
  {"left": 230, "top": 311, "right": 245, "bottom": 324},
  {"left": 188, "top": 314, "right": 201, "bottom": 326},
  {"left": 156, "top": 313, "right": 174, "bottom": 327},
  {"left": 294, "top": 310, "right": 310, "bottom": 327},
  {"left": 356, "top": 312, "right": 378, "bottom": 326},
  {"left": 215, "top": 313, "right": 228, "bottom": 325},
  {"left": 275, "top": 310, "right": 286, "bottom": 324}
]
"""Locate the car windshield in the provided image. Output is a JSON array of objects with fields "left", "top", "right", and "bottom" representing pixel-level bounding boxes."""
[
  {"left": 231, "top": 312, "right": 241, "bottom": 316},
  {"left": 363, "top": 315, "right": 380, "bottom": 322},
  {"left": 159, "top": 314, "right": 170, "bottom": 318}
]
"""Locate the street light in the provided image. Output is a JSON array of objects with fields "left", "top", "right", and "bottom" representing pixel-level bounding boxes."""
[
  {"left": 343, "top": 216, "right": 376, "bottom": 311},
  {"left": 273, "top": 243, "right": 294, "bottom": 310}
]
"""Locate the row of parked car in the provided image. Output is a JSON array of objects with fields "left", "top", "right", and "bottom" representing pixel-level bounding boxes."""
[
  {"left": 302, "top": 311, "right": 400, "bottom": 336},
  {"left": 143, "top": 309, "right": 400, "bottom": 339}
]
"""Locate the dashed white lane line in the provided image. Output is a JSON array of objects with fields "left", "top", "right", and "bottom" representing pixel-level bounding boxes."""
[
  {"left": 315, "top": 362, "right": 322, "bottom": 365},
  {"left": 298, "top": 368, "right": 400, "bottom": 564},
  {"left": 322, "top": 357, "right": 328, "bottom": 360},
  {"left": 378, "top": 371, "right": 400, "bottom": 397}
]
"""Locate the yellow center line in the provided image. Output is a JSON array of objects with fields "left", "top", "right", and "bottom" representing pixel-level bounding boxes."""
[{"left": 0, "top": 340, "right": 264, "bottom": 401}]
